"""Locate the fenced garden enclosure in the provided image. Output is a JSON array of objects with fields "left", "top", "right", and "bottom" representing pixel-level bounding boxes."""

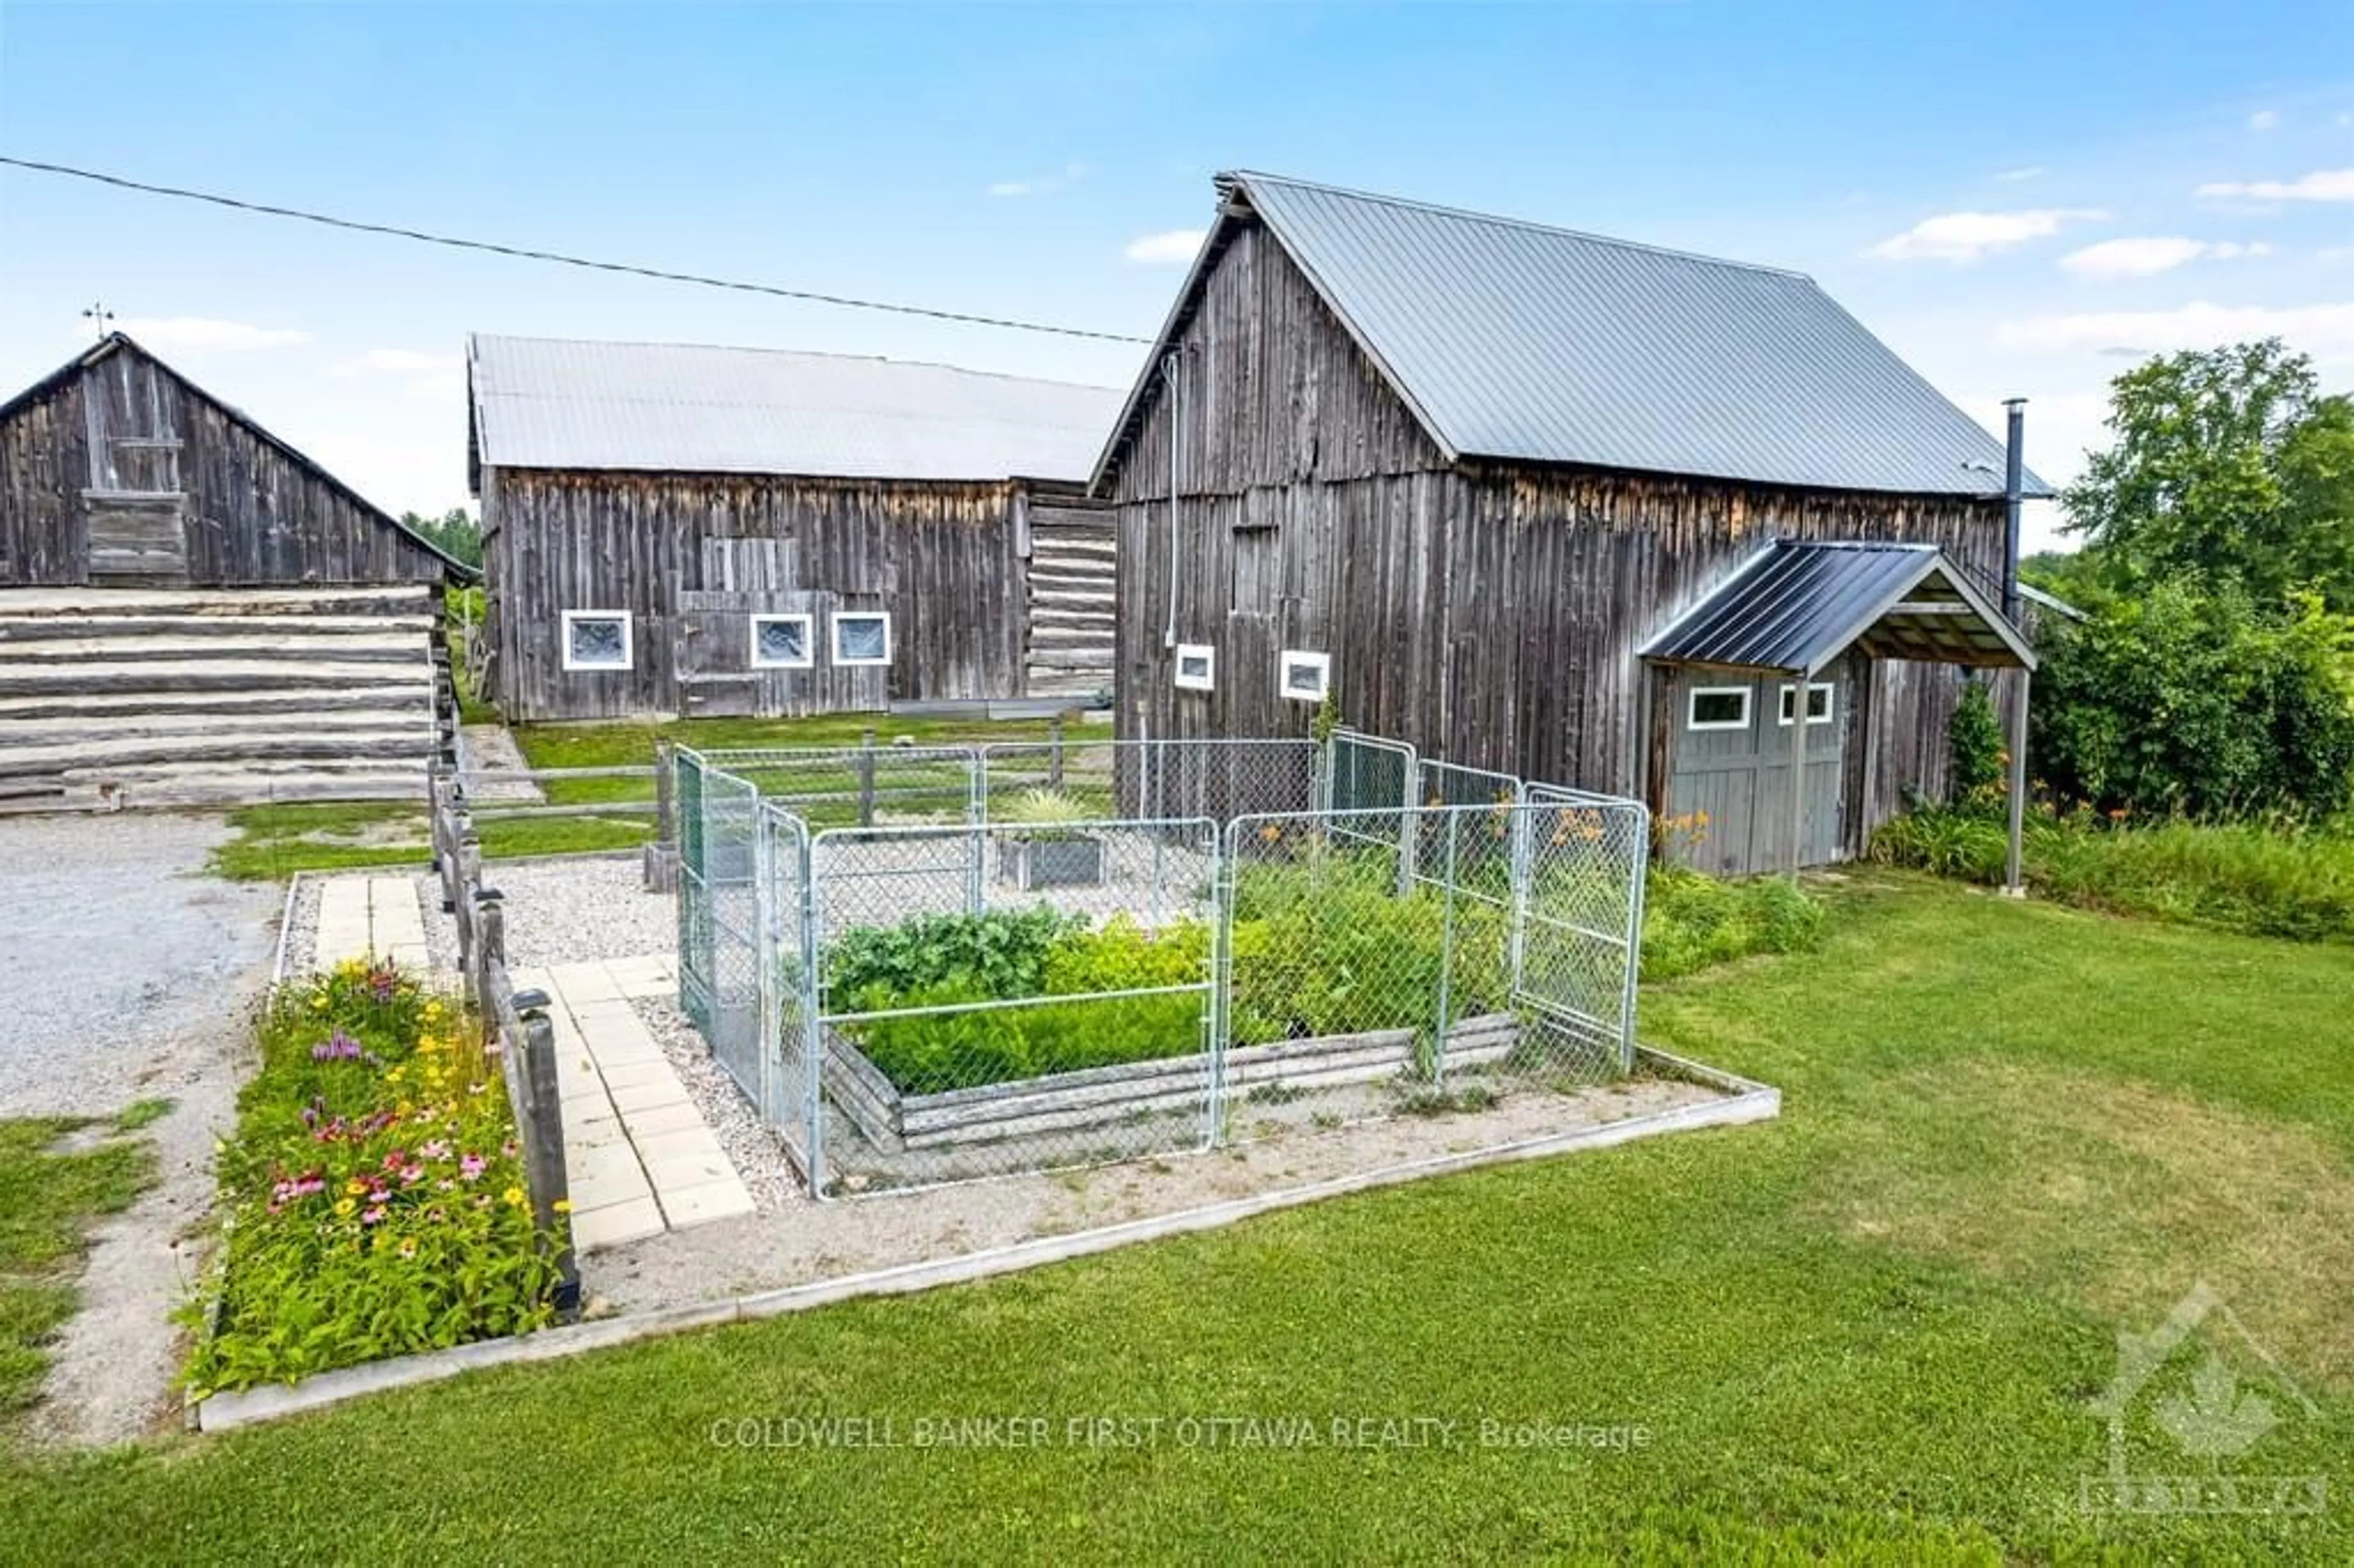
[{"left": 673, "top": 733, "right": 1649, "bottom": 1194}]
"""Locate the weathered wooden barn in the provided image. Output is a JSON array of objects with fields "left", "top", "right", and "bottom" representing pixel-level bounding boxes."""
[
  {"left": 0, "top": 333, "right": 472, "bottom": 810},
  {"left": 1094, "top": 172, "right": 2049, "bottom": 875},
  {"left": 467, "top": 335, "right": 1126, "bottom": 722}
]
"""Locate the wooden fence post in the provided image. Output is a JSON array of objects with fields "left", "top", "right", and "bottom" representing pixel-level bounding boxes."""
[
  {"left": 644, "top": 739, "right": 682, "bottom": 893},
  {"left": 473, "top": 894, "right": 506, "bottom": 1018},
  {"left": 858, "top": 728, "right": 877, "bottom": 828},
  {"left": 506, "top": 992, "right": 579, "bottom": 1315}
]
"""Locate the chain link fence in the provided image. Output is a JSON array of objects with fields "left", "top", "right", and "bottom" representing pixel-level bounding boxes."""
[{"left": 674, "top": 735, "right": 1648, "bottom": 1196}]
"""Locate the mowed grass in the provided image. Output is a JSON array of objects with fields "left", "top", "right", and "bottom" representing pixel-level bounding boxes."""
[
  {"left": 202, "top": 713, "right": 1090, "bottom": 878},
  {"left": 1, "top": 875, "right": 2347, "bottom": 1559},
  {"left": 0, "top": 1120, "right": 157, "bottom": 1442}
]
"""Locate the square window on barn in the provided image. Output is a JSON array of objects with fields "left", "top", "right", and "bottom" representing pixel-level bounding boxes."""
[
  {"left": 1686, "top": 687, "right": 1750, "bottom": 731},
  {"left": 562, "top": 611, "right": 632, "bottom": 672},
  {"left": 831, "top": 612, "right": 893, "bottom": 667},
  {"left": 1279, "top": 649, "right": 1330, "bottom": 703},
  {"left": 750, "top": 613, "right": 814, "bottom": 669},
  {"left": 1777, "top": 682, "right": 1835, "bottom": 726},
  {"left": 1175, "top": 642, "right": 1215, "bottom": 692}
]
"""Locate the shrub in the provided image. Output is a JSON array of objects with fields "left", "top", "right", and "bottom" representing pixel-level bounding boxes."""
[
  {"left": 1640, "top": 867, "right": 1827, "bottom": 981},
  {"left": 186, "top": 961, "right": 563, "bottom": 1396},
  {"left": 1870, "top": 805, "right": 2354, "bottom": 942},
  {"left": 2031, "top": 581, "right": 2354, "bottom": 821},
  {"left": 1948, "top": 678, "right": 2006, "bottom": 806}
]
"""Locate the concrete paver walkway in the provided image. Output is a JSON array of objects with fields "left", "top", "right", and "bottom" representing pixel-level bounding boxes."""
[
  {"left": 511, "top": 953, "right": 756, "bottom": 1252},
  {"left": 312, "top": 874, "right": 429, "bottom": 972}
]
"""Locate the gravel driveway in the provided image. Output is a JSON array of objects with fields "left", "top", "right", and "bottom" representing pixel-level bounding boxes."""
[{"left": 0, "top": 813, "right": 279, "bottom": 1118}]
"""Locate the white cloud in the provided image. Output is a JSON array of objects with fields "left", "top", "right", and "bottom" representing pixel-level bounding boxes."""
[
  {"left": 335, "top": 348, "right": 463, "bottom": 376},
  {"left": 2057, "top": 237, "right": 2271, "bottom": 279},
  {"left": 988, "top": 161, "right": 1087, "bottom": 199},
  {"left": 1124, "top": 229, "right": 1206, "bottom": 264},
  {"left": 2249, "top": 108, "right": 2281, "bottom": 132},
  {"left": 1996, "top": 300, "right": 2354, "bottom": 356},
  {"left": 1993, "top": 166, "right": 2046, "bottom": 183},
  {"left": 2195, "top": 167, "right": 2354, "bottom": 202},
  {"left": 101, "top": 316, "right": 309, "bottom": 350},
  {"left": 1867, "top": 208, "right": 2108, "bottom": 263}
]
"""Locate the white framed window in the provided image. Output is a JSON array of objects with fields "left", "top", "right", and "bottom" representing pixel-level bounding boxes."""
[
  {"left": 1174, "top": 642, "right": 1216, "bottom": 692},
  {"left": 1777, "top": 682, "right": 1836, "bottom": 726},
  {"left": 749, "top": 612, "right": 814, "bottom": 670},
  {"left": 1279, "top": 649, "right": 1330, "bottom": 703},
  {"left": 831, "top": 611, "right": 893, "bottom": 667},
  {"left": 1686, "top": 686, "right": 1751, "bottom": 731},
  {"left": 561, "top": 610, "right": 632, "bottom": 672}
]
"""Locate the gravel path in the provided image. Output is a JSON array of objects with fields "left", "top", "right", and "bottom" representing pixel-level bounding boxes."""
[
  {"left": 414, "top": 854, "right": 672, "bottom": 970},
  {"left": 0, "top": 812, "right": 280, "bottom": 1447}
]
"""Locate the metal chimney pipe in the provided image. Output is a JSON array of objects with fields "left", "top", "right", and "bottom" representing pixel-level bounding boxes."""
[{"left": 2001, "top": 398, "right": 2026, "bottom": 626}]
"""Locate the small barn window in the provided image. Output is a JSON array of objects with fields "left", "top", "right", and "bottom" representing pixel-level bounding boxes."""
[
  {"left": 750, "top": 614, "right": 814, "bottom": 669},
  {"left": 1175, "top": 643, "right": 1215, "bottom": 692},
  {"left": 1777, "top": 682, "right": 1835, "bottom": 726},
  {"left": 562, "top": 611, "right": 632, "bottom": 672},
  {"left": 1279, "top": 649, "right": 1330, "bottom": 703},
  {"left": 831, "top": 612, "right": 893, "bottom": 667},
  {"left": 1686, "top": 687, "right": 1750, "bottom": 731}
]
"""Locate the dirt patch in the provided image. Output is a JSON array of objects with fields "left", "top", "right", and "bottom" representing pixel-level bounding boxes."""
[
  {"left": 584, "top": 1071, "right": 1735, "bottom": 1316},
  {"left": 1813, "top": 1057, "right": 2354, "bottom": 1391}
]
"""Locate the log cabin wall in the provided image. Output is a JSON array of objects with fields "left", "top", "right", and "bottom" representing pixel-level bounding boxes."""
[
  {"left": 484, "top": 466, "right": 1071, "bottom": 721},
  {"left": 1107, "top": 217, "right": 2008, "bottom": 845}
]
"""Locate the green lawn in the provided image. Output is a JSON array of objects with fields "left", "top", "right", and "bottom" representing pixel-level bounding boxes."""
[
  {"left": 6, "top": 875, "right": 2349, "bottom": 1562},
  {"left": 204, "top": 712, "right": 1089, "bottom": 878},
  {"left": 0, "top": 1116, "right": 158, "bottom": 1442}
]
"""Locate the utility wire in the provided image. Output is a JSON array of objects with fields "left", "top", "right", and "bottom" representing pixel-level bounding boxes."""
[{"left": 0, "top": 154, "right": 1154, "bottom": 346}]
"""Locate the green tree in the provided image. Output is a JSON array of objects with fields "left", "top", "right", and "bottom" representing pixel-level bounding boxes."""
[
  {"left": 2030, "top": 580, "right": 2354, "bottom": 821},
  {"left": 2063, "top": 340, "right": 2354, "bottom": 609},
  {"left": 400, "top": 506, "right": 482, "bottom": 569}
]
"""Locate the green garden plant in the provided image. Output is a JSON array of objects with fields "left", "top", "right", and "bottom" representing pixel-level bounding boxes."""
[{"left": 185, "top": 961, "right": 565, "bottom": 1396}]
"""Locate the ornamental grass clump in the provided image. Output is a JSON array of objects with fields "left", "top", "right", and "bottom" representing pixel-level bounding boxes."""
[{"left": 185, "top": 959, "right": 564, "bottom": 1396}]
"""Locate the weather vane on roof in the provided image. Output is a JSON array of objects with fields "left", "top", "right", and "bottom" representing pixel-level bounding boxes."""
[{"left": 82, "top": 301, "right": 113, "bottom": 340}]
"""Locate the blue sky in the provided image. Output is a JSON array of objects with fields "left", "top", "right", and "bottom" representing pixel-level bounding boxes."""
[{"left": 2, "top": 1, "right": 2351, "bottom": 550}]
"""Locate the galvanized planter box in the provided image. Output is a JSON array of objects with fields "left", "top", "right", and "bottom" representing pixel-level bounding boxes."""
[
  {"left": 822, "top": 1013, "right": 1520, "bottom": 1154},
  {"left": 995, "top": 834, "right": 1105, "bottom": 890}
]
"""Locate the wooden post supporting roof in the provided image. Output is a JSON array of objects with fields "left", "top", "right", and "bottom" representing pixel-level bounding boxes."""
[{"left": 2003, "top": 671, "right": 2031, "bottom": 896}]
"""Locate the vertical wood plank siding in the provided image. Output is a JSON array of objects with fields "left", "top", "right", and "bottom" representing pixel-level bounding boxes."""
[
  {"left": 1, "top": 341, "right": 451, "bottom": 589},
  {"left": 1107, "top": 217, "right": 2009, "bottom": 848},
  {"left": 484, "top": 468, "right": 1063, "bottom": 721}
]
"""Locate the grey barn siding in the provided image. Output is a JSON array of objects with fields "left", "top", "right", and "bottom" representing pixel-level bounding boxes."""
[
  {"left": 484, "top": 467, "right": 1107, "bottom": 721},
  {"left": 1, "top": 339, "right": 453, "bottom": 590},
  {"left": 1107, "top": 216, "right": 2011, "bottom": 851}
]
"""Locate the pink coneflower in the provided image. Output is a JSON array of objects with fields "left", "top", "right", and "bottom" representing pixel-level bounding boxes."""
[
  {"left": 361, "top": 1205, "right": 388, "bottom": 1225},
  {"left": 419, "top": 1140, "right": 451, "bottom": 1161},
  {"left": 400, "top": 1164, "right": 424, "bottom": 1186},
  {"left": 459, "top": 1153, "right": 487, "bottom": 1181}
]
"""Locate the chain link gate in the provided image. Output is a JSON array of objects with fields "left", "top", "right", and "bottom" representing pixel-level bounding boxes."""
[
  {"left": 674, "top": 747, "right": 715, "bottom": 1037},
  {"left": 1514, "top": 785, "right": 1650, "bottom": 1076}
]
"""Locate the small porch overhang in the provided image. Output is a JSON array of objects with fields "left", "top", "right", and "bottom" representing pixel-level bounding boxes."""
[
  {"left": 1639, "top": 539, "right": 2034, "bottom": 887},
  {"left": 1639, "top": 539, "right": 2036, "bottom": 679}
]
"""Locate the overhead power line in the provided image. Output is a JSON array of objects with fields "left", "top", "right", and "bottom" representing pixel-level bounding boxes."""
[{"left": 0, "top": 154, "right": 1154, "bottom": 346}]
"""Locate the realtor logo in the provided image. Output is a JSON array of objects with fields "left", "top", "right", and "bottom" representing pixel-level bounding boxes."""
[{"left": 2081, "top": 1282, "right": 2327, "bottom": 1515}]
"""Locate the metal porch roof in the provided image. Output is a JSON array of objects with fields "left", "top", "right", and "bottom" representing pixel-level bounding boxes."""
[{"left": 1640, "top": 539, "right": 2036, "bottom": 675}]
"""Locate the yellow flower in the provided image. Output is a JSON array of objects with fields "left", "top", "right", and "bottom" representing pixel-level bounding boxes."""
[
  {"left": 502, "top": 1186, "right": 526, "bottom": 1208},
  {"left": 334, "top": 1197, "right": 357, "bottom": 1217},
  {"left": 384, "top": 1065, "right": 405, "bottom": 1083},
  {"left": 550, "top": 1199, "right": 573, "bottom": 1214},
  {"left": 345, "top": 1178, "right": 368, "bottom": 1196}
]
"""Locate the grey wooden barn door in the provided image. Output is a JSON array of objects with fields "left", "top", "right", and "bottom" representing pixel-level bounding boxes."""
[
  {"left": 674, "top": 590, "right": 761, "bottom": 718},
  {"left": 1661, "top": 669, "right": 1848, "bottom": 875}
]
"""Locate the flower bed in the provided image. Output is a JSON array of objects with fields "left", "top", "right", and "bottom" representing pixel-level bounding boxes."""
[{"left": 185, "top": 960, "right": 565, "bottom": 1397}]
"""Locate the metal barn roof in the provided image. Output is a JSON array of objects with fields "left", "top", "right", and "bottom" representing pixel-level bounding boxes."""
[
  {"left": 1105, "top": 172, "right": 2049, "bottom": 499},
  {"left": 1641, "top": 540, "right": 2036, "bottom": 674},
  {"left": 468, "top": 335, "right": 1125, "bottom": 483}
]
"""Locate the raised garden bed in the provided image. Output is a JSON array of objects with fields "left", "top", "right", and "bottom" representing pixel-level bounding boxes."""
[{"left": 824, "top": 1013, "right": 1520, "bottom": 1152}]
